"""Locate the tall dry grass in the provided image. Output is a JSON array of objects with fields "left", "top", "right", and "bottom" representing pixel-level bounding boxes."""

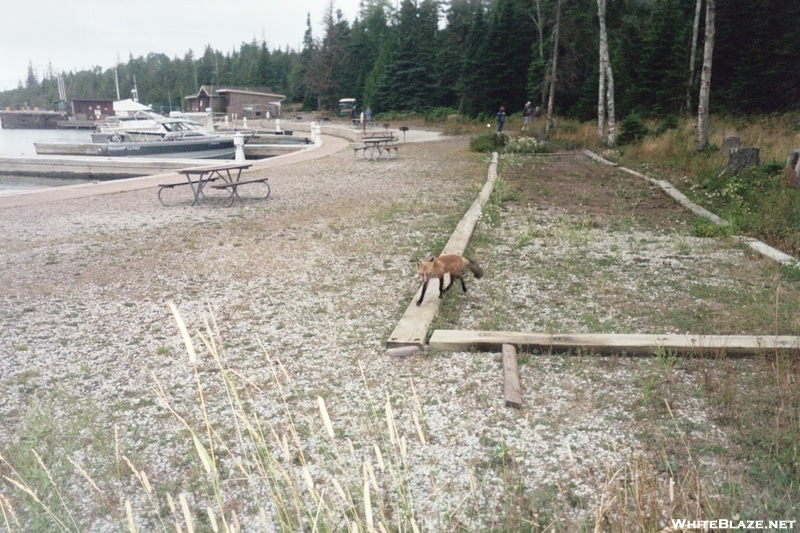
[{"left": 555, "top": 113, "right": 800, "bottom": 178}]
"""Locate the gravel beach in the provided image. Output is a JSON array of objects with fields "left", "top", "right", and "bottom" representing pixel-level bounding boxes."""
[{"left": 0, "top": 132, "right": 796, "bottom": 531}]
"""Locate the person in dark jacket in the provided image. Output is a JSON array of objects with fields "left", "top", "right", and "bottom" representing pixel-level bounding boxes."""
[{"left": 496, "top": 106, "right": 506, "bottom": 133}]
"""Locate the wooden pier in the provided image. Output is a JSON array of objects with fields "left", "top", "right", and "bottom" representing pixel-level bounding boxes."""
[
  {"left": 33, "top": 141, "right": 307, "bottom": 160},
  {"left": 0, "top": 111, "right": 67, "bottom": 129},
  {"left": 0, "top": 155, "right": 206, "bottom": 179}
]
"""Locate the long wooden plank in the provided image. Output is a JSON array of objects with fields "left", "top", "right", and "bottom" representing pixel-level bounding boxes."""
[
  {"left": 429, "top": 330, "right": 800, "bottom": 356},
  {"left": 502, "top": 344, "right": 522, "bottom": 408},
  {"left": 737, "top": 236, "right": 799, "bottom": 266},
  {"left": 386, "top": 153, "right": 498, "bottom": 349}
]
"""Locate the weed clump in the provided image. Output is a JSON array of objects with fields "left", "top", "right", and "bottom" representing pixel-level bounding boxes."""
[
  {"left": 691, "top": 163, "right": 800, "bottom": 254},
  {"left": 469, "top": 132, "right": 507, "bottom": 153}
]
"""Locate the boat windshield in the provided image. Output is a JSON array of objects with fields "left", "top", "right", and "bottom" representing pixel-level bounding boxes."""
[{"left": 163, "top": 121, "right": 201, "bottom": 132}]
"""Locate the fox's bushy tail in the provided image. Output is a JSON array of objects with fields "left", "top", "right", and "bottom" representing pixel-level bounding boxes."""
[{"left": 467, "top": 259, "right": 483, "bottom": 279}]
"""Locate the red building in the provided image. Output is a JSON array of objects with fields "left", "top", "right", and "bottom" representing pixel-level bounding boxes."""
[{"left": 70, "top": 99, "right": 114, "bottom": 121}]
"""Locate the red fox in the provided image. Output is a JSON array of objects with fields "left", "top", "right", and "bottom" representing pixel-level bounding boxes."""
[{"left": 415, "top": 254, "right": 483, "bottom": 306}]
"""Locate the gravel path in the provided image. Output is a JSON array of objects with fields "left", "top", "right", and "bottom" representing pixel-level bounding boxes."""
[{"left": 0, "top": 138, "right": 784, "bottom": 531}]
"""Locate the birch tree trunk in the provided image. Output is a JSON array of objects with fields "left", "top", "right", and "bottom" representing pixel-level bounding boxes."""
[
  {"left": 686, "top": 0, "right": 703, "bottom": 113},
  {"left": 597, "top": 0, "right": 616, "bottom": 146},
  {"left": 597, "top": 0, "right": 608, "bottom": 144},
  {"left": 532, "top": 0, "right": 547, "bottom": 105},
  {"left": 696, "top": 0, "right": 715, "bottom": 151},
  {"left": 605, "top": 53, "right": 616, "bottom": 145},
  {"left": 545, "top": 0, "right": 563, "bottom": 138}
]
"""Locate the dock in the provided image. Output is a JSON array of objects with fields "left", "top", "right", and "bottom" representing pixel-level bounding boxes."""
[
  {"left": 0, "top": 155, "right": 209, "bottom": 179},
  {"left": 32, "top": 141, "right": 308, "bottom": 161},
  {"left": 1, "top": 140, "right": 314, "bottom": 179},
  {"left": 56, "top": 120, "right": 98, "bottom": 129},
  {"left": 0, "top": 111, "right": 67, "bottom": 129}
]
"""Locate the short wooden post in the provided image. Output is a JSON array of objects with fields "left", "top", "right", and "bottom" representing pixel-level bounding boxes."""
[
  {"left": 719, "top": 146, "right": 760, "bottom": 178},
  {"left": 784, "top": 149, "right": 800, "bottom": 186},
  {"left": 502, "top": 344, "right": 522, "bottom": 409},
  {"left": 722, "top": 135, "right": 740, "bottom": 150}
]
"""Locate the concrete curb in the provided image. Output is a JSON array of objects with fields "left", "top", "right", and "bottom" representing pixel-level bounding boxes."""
[{"left": 0, "top": 135, "right": 349, "bottom": 209}]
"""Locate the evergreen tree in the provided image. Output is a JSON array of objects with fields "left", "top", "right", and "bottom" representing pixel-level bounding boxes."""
[
  {"left": 25, "top": 61, "right": 38, "bottom": 90},
  {"left": 373, "top": 0, "right": 440, "bottom": 112},
  {"left": 3, "top": 0, "right": 800, "bottom": 117},
  {"left": 456, "top": 4, "right": 489, "bottom": 116},
  {"left": 308, "top": 5, "right": 354, "bottom": 110},
  {"left": 713, "top": 0, "right": 800, "bottom": 113},
  {"left": 350, "top": 0, "right": 392, "bottom": 105},
  {"left": 630, "top": 0, "right": 692, "bottom": 116},
  {"left": 289, "top": 13, "right": 316, "bottom": 107},
  {"left": 482, "top": 0, "right": 535, "bottom": 114},
  {"left": 438, "top": 0, "right": 480, "bottom": 109}
]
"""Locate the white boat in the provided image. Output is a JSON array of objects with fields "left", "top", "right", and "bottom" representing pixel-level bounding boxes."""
[
  {"left": 37, "top": 112, "right": 235, "bottom": 160},
  {"left": 97, "top": 136, "right": 235, "bottom": 159}
]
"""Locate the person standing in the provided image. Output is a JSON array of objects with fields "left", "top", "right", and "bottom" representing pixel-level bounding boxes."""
[
  {"left": 496, "top": 106, "right": 507, "bottom": 133},
  {"left": 365, "top": 106, "right": 372, "bottom": 127},
  {"left": 521, "top": 102, "right": 533, "bottom": 131}
]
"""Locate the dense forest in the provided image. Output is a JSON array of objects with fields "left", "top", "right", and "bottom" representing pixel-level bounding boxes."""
[{"left": 2, "top": 0, "right": 798, "bottom": 120}]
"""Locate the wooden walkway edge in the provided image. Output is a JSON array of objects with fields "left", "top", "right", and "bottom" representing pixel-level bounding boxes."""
[
  {"left": 584, "top": 149, "right": 799, "bottom": 267},
  {"left": 386, "top": 152, "right": 499, "bottom": 349},
  {"left": 429, "top": 330, "right": 800, "bottom": 356}
]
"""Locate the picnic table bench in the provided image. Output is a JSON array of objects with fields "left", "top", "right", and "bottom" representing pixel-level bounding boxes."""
[
  {"left": 207, "top": 176, "right": 271, "bottom": 207},
  {"left": 158, "top": 162, "right": 270, "bottom": 207},
  {"left": 353, "top": 132, "right": 399, "bottom": 160}
]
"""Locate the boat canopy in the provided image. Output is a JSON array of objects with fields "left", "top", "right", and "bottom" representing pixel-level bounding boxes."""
[{"left": 113, "top": 99, "right": 152, "bottom": 116}]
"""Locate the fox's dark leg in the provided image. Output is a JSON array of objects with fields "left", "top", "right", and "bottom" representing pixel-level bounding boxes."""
[
  {"left": 417, "top": 280, "right": 429, "bottom": 306},
  {"left": 439, "top": 276, "right": 447, "bottom": 298},
  {"left": 442, "top": 275, "right": 455, "bottom": 294},
  {"left": 459, "top": 275, "right": 468, "bottom": 293}
]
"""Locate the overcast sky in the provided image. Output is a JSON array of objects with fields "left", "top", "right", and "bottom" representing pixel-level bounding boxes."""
[{"left": 1, "top": 0, "right": 362, "bottom": 92}]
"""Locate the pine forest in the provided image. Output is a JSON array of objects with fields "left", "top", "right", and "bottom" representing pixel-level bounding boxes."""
[{"left": 2, "top": 0, "right": 798, "bottom": 120}]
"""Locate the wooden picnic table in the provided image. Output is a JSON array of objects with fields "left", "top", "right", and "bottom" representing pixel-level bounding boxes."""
[
  {"left": 158, "top": 162, "right": 256, "bottom": 206},
  {"left": 361, "top": 130, "right": 394, "bottom": 139},
  {"left": 353, "top": 132, "right": 399, "bottom": 160}
]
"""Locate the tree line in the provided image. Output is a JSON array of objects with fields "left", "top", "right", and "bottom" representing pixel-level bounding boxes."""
[{"left": 2, "top": 0, "right": 798, "bottom": 124}]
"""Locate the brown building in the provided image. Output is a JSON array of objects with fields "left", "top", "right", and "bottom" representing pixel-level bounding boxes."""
[
  {"left": 70, "top": 99, "right": 115, "bottom": 121},
  {"left": 184, "top": 86, "right": 285, "bottom": 117}
]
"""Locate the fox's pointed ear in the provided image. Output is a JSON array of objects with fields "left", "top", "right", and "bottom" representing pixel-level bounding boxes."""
[{"left": 429, "top": 256, "right": 435, "bottom": 262}]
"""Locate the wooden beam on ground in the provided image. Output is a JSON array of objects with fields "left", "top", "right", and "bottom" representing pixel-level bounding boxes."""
[
  {"left": 736, "top": 236, "right": 800, "bottom": 266},
  {"left": 584, "top": 150, "right": 800, "bottom": 268},
  {"left": 429, "top": 330, "right": 800, "bottom": 356},
  {"left": 584, "top": 149, "right": 728, "bottom": 226},
  {"left": 502, "top": 344, "right": 522, "bottom": 408},
  {"left": 386, "top": 153, "right": 499, "bottom": 349}
]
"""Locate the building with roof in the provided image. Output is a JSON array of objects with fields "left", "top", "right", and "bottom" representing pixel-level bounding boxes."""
[
  {"left": 184, "top": 86, "right": 285, "bottom": 118},
  {"left": 70, "top": 98, "right": 114, "bottom": 121}
]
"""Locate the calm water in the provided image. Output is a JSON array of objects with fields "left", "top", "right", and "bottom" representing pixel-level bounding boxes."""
[{"left": 0, "top": 126, "right": 94, "bottom": 193}]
